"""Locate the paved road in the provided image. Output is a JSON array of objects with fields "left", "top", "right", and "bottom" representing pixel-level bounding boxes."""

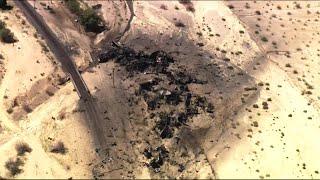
[{"left": 14, "top": 0, "right": 107, "bottom": 147}]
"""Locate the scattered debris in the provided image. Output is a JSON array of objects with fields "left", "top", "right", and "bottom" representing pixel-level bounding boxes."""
[
  {"left": 178, "top": 164, "right": 185, "bottom": 172},
  {"left": 100, "top": 45, "right": 214, "bottom": 140},
  {"left": 146, "top": 145, "right": 169, "bottom": 172},
  {"left": 100, "top": 45, "right": 214, "bottom": 174},
  {"left": 98, "top": 47, "right": 174, "bottom": 74},
  {"left": 143, "top": 147, "right": 153, "bottom": 159}
]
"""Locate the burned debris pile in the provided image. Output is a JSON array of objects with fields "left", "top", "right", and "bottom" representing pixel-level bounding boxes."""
[
  {"left": 138, "top": 71, "right": 214, "bottom": 140},
  {"left": 98, "top": 47, "right": 174, "bottom": 75},
  {"left": 99, "top": 46, "right": 214, "bottom": 173},
  {"left": 143, "top": 145, "right": 169, "bottom": 173}
]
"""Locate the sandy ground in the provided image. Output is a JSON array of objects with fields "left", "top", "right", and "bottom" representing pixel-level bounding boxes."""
[
  {"left": 0, "top": 4, "right": 96, "bottom": 179},
  {"left": 212, "top": 1, "right": 320, "bottom": 178},
  {"left": 0, "top": 0, "right": 319, "bottom": 179}
]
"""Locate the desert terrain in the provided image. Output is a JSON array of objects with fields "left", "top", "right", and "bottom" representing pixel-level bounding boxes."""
[{"left": 0, "top": 0, "right": 319, "bottom": 179}]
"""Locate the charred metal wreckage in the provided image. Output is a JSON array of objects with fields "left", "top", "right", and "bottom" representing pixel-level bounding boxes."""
[{"left": 99, "top": 45, "right": 214, "bottom": 172}]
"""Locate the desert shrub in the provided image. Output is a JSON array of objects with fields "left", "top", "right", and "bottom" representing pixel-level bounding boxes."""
[
  {"left": 160, "top": 4, "right": 167, "bottom": 10},
  {"left": 80, "top": 8, "right": 104, "bottom": 33},
  {"left": 0, "top": 21, "right": 16, "bottom": 43},
  {"left": 261, "top": 36, "right": 268, "bottom": 42},
  {"left": 22, "top": 104, "right": 33, "bottom": 113},
  {"left": 255, "top": 10, "right": 261, "bottom": 15},
  {"left": 186, "top": 5, "right": 195, "bottom": 12},
  {"left": 175, "top": 21, "right": 185, "bottom": 27},
  {"left": 39, "top": 42, "right": 49, "bottom": 53},
  {"left": 6, "top": 107, "right": 13, "bottom": 114},
  {"left": 0, "top": 0, "right": 12, "bottom": 10},
  {"left": 178, "top": 0, "right": 194, "bottom": 12},
  {"left": 228, "top": 4, "right": 234, "bottom": 9},
  {"left": 178, "top": 0, "right": 191, "bottom": 5},
  {"left": 5, "top": 158, "right": 24, "bottom": 176},
  {"left": 50, "top": 141, "right": 67, "bottom": 154},
  {"left": 0, "top": 28, "right": 15, "bottom": 43},
  {"left": 15, "top": 142, "right": 32, "bottom": 156},
  {"left": 45, "top": 89, "right": 54, "bottom": 96},
  {"left": 0, "top": 0, "right": 7, "bottom": 8},
  {"left": 0, "top": 20, "right": 5, "bottom": 29}
]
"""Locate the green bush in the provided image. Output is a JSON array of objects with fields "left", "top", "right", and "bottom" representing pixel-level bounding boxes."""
[
  {"left": 0, "top": 0, "right": 7, "bottom": 9},
  {"left": 64, "top": 0, "right": 104, "bottom": 33},
  {"left": 80, "top": 8, "right": 104, "bottom": 33},
  {"left": 65, "top": 0, "right": 81, "bottom": 15},
  {"left": 0, "top": 0, "right": 12, "bottom": 10}
]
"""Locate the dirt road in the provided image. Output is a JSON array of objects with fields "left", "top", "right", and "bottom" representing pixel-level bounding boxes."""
[{"left": 13, "top": 0, "right": 106, "bottom": 147}]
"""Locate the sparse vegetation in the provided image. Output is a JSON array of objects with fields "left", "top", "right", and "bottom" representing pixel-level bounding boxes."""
[
  {"left": 5, "top": 158, "right": 24, "bottom": 176},
  {"left": 15, "top": 142, "right": 32, "bottom": 156},
  {"left": 50, "top": 141, "right": 67, "bottom": 154}
]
